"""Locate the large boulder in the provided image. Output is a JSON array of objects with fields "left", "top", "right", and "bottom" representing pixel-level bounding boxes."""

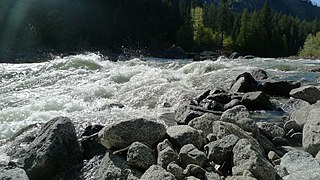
[
  {"left": 140, "top": 165, "right": 176, "bottom": 180},
  {"left": 303, "top": 108, "right": 320, "bottom": 156},
  {"left": 232, "top": 139, "right": 276, "bottom": 180},
  {"left": 290, "top": 101, "right": 320, "bottom": 126},
  {"left": 205, "top": 134, "right": 240, "bottom": 164},
  {"left": 212, "top": 121, "right": 264, "bottom": 155},
  {"left": 258, "top": 81, "right": 301, "bottom": 97},
  {"left": 167, "top": 162, "right": 184, "bottom": 180},
  {"left": 179, "top": 144, "right": 206, "bottom": 168},
  {"left": 280, "top": 150, "right": 320, "bottom": 174},
  {"left": 290, "top": 85, "right": 320, "bottom": 104},
  {"left": 188, "top": 113, "right": 220, "bottom": 136},
  {"left": 127, "top": 142, "right": 156, "bottom": 170},
  {"left": 256, "top": 122, "right": 285, "bottom": 139},
  {"left": 283, "top": 168, "right": 320, "bottom": 180},
  {"left": 230, "top": 72, "right": 257, "bottom": 93},
  {"left": 163, "top": 45, "right": 186, "bottom": 59},
  {"left": 22, "top": 116, "right": 81, "bottom": 179},
  {"left": 241, "top": 91, "right": 273, "bottom": 110},
  {"left": 0, "top": 167, "right": 29, "bottom": 180},
  {"left": 95, "top": 150, "right": 142, "bottom": 180},
  {"left": 157, "top": 139, "right": 179, "bottom": 168},
  {"left": 99, "top": 118, "right": 166, "bottom": 149},
  {"left": 166, "top": 125, "right": 204, "bottom": 149},
  {"left": 220, "top": 105, "right": 259, "bottom": 134}
]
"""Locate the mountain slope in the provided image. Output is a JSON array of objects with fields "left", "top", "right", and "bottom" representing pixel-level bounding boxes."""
[{"left": 203, "top": 0, "right": 320, "bottom": 20}]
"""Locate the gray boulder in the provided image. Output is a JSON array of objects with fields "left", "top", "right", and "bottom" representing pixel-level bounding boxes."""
[
  {"left": 303, "top": 108, "right": 320, "bottom": 156},
  {"left": 0, "top": 167, "right": 29, "bottom": 180},
  {"left": 220, "top": 105, "right": 259, "bottom": 134},
  {"left": 256, "top": 122, "right": 285, "bottom": 139},
  {"left": 274, "top": 165, "right": 289, "bottom": 179},
  {"left": 95, "top": 150, "right": 142, "bottom": 180},
  {"left": 22, "top": 117, "right": 81, "bottom": 180},
  {"left": 166, "top": 125, "right": 204, "bottom": 149},
  {"left": 282, "top": 98, "right": 309, "bottom": 114},
  {"left": 251, "top": 68, "right": 268, "bottom": 80},
  {"left": 241, "top": 91, "right": 273, "bottom": 110},
  {"left": 224, "top": 99, "right": 242, "bottom": 110},
  {"left": 290, "top": 85, "right": 320, "bottom": 104},
  {"left": 232, "top": 139, "right": 276, "bottom": 180},
  {"left": 230, "top": 72, "right": 257, "bottom": 93},
  {"left": 212, "top": 121, "right": 264, "bottom": 155},
  {"left": 140, "top": 165, "right": 176, "bottom": 180},
  {"left": 207, "top": 93, "right": 232, "bottom": 104},
  {"left": 290, "top": 101, "right": 320, "bottom": 126},
  {"left": 280, "top": 150, "right": 320, "bottom": 174},
  {"left": 316, "top": 151, "right": 320, "bottom": 161},
  {"left": 226, "top": 176, "right": 257, "bottom": 180},
  {"left": 258, "top": 81, "right": 300, "bottom": 97},
  {"left": 175, "top": 104, "right": 204, "bottom": 124},
  {"left": 283, "top": 168, "right": 320, "bottom": 180},
  {"left": 157, "top": 139, "right": 179, "bottom": 168},
  {"left": 204, "top": 172, "right": 221, "bottom": 180},
  {"left": 179, "top": 144, "right": 206, "bottom": 168},
  {"left": 205, "top": 134, "right": 240, "bottom": 164},
  {"left": 127, "top": 142, "right": 156, "bottom": 170},
  {"left": 167, "top": 162, "right": 184, "bottom": 180},
  {"left": 183, "top": 164, "right": 206, "bottom": 179},
  {"left": 99, "top": 118, "right": 166, "bottom": 149},
  {"left": 188, "top": 113, "right": 220, "bottom": 136}
]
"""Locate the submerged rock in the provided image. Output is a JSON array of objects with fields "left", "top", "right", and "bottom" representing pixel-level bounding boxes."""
[
  {"left": 22, "top": 116, "right": 81, "bottom": 180},
  {"left": 99, "top": 118, "right": 166, "bottom": 149}
]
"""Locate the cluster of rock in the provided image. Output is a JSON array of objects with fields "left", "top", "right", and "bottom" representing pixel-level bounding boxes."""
[{"left": 2, "top": 70, "right": 320, "bottom": 180}]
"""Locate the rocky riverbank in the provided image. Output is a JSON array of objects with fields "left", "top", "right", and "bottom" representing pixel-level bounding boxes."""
[{"left": 1, "top": 70, "right": 320, "bottom": 180}]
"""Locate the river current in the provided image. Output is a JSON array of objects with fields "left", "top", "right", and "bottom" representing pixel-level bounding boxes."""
[{"left": 0, "top": 53, "right": 320, "bottom": 162}]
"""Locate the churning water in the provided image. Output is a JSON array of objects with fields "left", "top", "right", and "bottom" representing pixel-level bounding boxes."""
[{"left": 0, "top": 53, "right": 320, "bottom": 162}]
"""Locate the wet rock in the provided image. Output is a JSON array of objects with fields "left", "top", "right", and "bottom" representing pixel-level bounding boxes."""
[
  {"left": 251, "top": 68, "right": 268, "bottom": 80},
  {"left": 95, "top": 150, "right": 142, "bottom": 179},
  {"left": 127, "top": 142, "right": 156, "bottom": 170},
  {"left": 257, "top": 122, "right": 285, "bottom": 139},
  {"left": 258, "top": 134, "right": 276, "bottom": 153},
  {"left": 205, "top": 134, "right": 240, "bottom": 164},
  {"left": 207, "top": 93, "right": 232, "bottom": 104},
  {"left": 230, "top": 72, "right": 257, "bottom": 93},
  {"left": 283, "top": 168, "right": 320, "bottom": 180},
  {"left": 274, "top": 165, "right": 289, "bottom": 179},
  {"left": 157, "top": 139, "right": 179, "bottom": 168},
  {"left": 163, "top": 44, "right": 186, "bottom": 59},
  {"left": 226, "top": 176, "right": 257, "bottom": 180},
  {"left": 258, "top": 81, "right": 300, "bottom": 97},
  {"left": 280, "top": 150, "right": 320, "bottom": 174},
  {"left": 166, "top": 125, "right": 204, "bottom": 149},
  {"left": 167, "top": 162, "right": 184, "bottom": 180},
  {"left": 284, "top": 120, "right": 303, "bottom": 132},
  {"left": 232, "top": 139, "right": 276, "bottom": 180},
  {"left": 80, "top": 125, "right": 106, "bottom": 159},
  {"left": 290, "top": 85, "right": 320, "bottom": 104},
  {"left": 212, "top": 121, "right": 264, "bottom": 155},
  {"left": 22, "top": 117, "right": 81, "bottom": 180},
  {"left": 179, "top": 144, "right": 206, "bottom": 168},
  {"left": 241, "top": 91, "right": 273, "bottom": 110},
  {"left": 229, "top": 52, "right": 240, "bottom": 59},
  {"left": 220, "top": 105, "right": 259, "bottom": 135},
  {"left": 188, "top": 113, "right": 220, "bottom": 136},
  {"left": 99, "top": 118, "right": 166, "bottom": 149},
  {"left": 140, "top": 165, "right": 176, "bottom": 180},
  {"left": 224, "top": 99, "right": 241, "bottom": 110},
  {"left": 175, "top": 104, "right": 204, "bottom": 124},
  {"left": 183, "top": 164, "right": 206, "bottom": 179},
  {"left": 196, "top": 90, "right": 211, "bottom": 104},
  {"left": 303, "top": 108, "right": 320, "bottom": 156},
  {"left": 0, "top": 167, "right": 29, "bottom": 180}
]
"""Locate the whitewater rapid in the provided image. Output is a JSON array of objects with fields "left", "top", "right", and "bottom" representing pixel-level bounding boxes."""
[{"left": 0, "top": 53, "right": 320, "bottom": 143}]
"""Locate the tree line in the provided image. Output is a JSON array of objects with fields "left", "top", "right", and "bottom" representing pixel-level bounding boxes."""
[{"left": 0, "top": 0, "right": 319, "bottom": 58}]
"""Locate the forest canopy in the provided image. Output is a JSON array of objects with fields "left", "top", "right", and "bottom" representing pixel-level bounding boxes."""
[{"left": 0, "top": 0, "right": 320, "bottom": 58}]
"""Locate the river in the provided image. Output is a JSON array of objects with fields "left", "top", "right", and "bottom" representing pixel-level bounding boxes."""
[{"left": 0, "top": 53, "right": 320, "bottom": 162}]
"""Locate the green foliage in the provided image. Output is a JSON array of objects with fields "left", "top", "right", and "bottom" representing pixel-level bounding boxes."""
[{"left": 299, "top": 32, "right": 320, "bottom": 57}]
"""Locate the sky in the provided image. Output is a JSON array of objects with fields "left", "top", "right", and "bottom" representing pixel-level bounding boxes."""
[{"left": 312, "top": 0, "right": 320, "bottom": 5}]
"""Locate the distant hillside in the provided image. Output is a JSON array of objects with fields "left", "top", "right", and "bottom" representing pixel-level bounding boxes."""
[{"left": 203, "top": 0, "right": 320, "bottom": 20}]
